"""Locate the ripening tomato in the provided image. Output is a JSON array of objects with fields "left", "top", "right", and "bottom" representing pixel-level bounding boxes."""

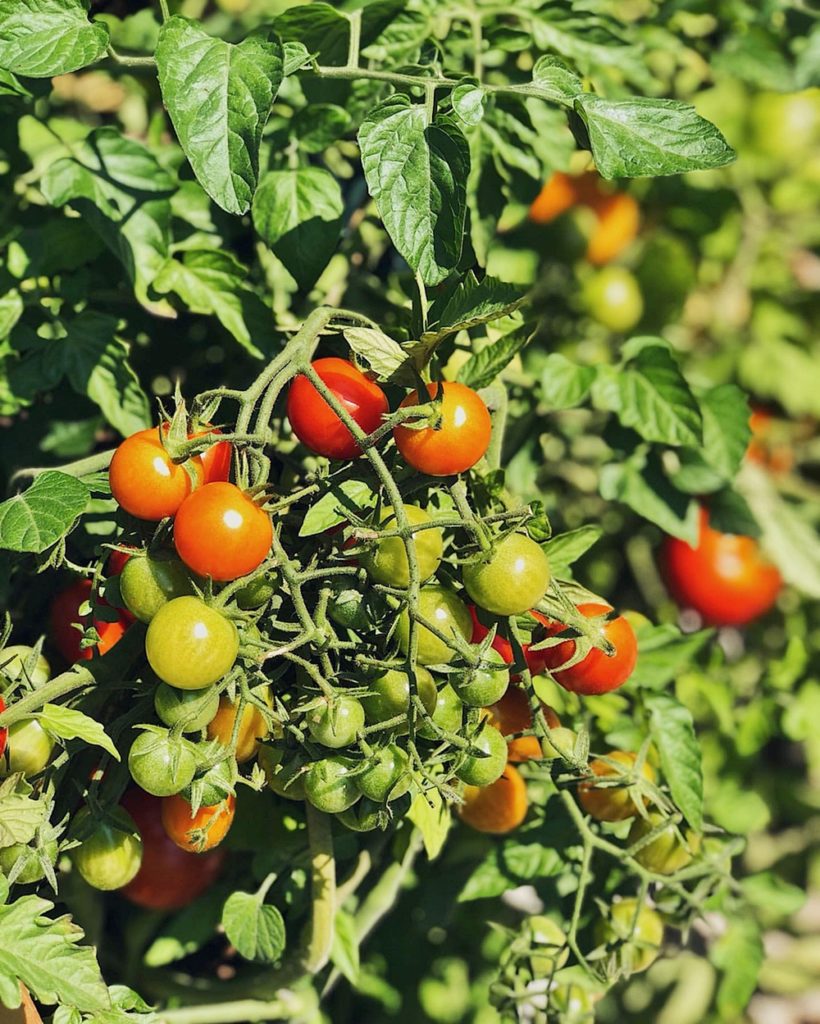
[
  {"left": 661, "top": 507, "right": 781, "bottom": 626},
  {"left": 161, "top": 793, "right": 236, "bottom": 852},
  {"left": 72, "top": 806, "right": 143, "bottom": 891},
  {"left": 529, "top": 171, "right": 580, "bottom": 224},
  {"left": 1, "top": 718, "right": 55, "bottom": 777},
  {"left": 458, "top": 763, "right": 527, "bottom": 834},
  {"left": 578, "top": 751, "right": 655, "bottom": 822},
  {"left": 287, "top": 357, "right": 389, "bottom": 460},
  {"left": 128, "top": 729, "right": 197, "bottom": 797},
  {"left": 746, "top": 408, "right": 794, "bottom": 475},
  {"left": 0, "top": 645, "right": 50, "bottom": 686},
  {"left": 487, "top": 686, "right": 560, "bottom": 763},
  {"left": 537, "top": 603, "right": 638, "bottom": 696},
  {"left": 586, "top": 192, "right": 640, "bottom": 265},
  {"left": 109, "top": 427, "right": 204, "bottom": 521},
  {"left": 173, "top": 482, "right": 272, "bottom": 581},
  {"left": 595, "top": 898, "right": 664, "bottom": 974},
  {"left": 145, "top": 597, "right": 239, "bottom": 690},
  {"left": 207, "top": 694, "right": 270, "bottom": 763},
  {"left": 583, "top": 266, "right": 643, "bottom": 333},
  {"left": 120, "top": 553, "right": 194, "bottom": 623},
  {"left": 393, "top": 382, "right": 492, "bottom": 476},
  {"left": 51, "top": 580, "right": 129, "bottom": 663},
  {"left": 107, "top": 546, "right": 136, "bottom": 576},
  {"left": 120, "top": 788, "right": 226, "bottom": 910},
  {"left": 628, "top": 813, "right": 701, "bottom": 875},
  {"left": 469, "top": 605, "right": 515, "bottom": 665},
  {"left": 191, "top": 426, "right": 232, "bottom": 483},
  {"left": 463, "top": 533, "right": 551, "bottom": 617}
]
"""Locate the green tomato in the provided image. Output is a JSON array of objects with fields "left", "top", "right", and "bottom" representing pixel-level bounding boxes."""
[
  {"left": 235, "top": 574, "right": 277, "bottom": 610},
  {"left": 183, "top": 757, "right": 236, "bottom": 807},
  {"left": 455, "top": 723, "right": 507, "bottom": 786},
  {"left": 154, "top": 683, "right": 220, "bottom": 733},
  {"left": 453, "top": 649, "right": 510, "bottom": 707},
  {"left": 357, "top": 743, "right": 411, "bottom": 802},
  {"left": 463, "top": 535, "right": 551, "bottom": 617},
  {"left": 528, "top": 915, "right": 569, "bottom": 977},
  {"left": 363, "top": 668, "right": 437, "bottom": 730},
  {"left": 259, "top": 746, "right": 307, "bottom": 801},
  {"left": 128, "top": 729, "right": 197, "bottom": 797},
  {"left": 120, "top": 553, "right": 194, "bottom": 623},
  {"left": 1, "top": 719, "right": 55, "bottom": 777},
  {"left": 327, "top": 588, "right": 385, "bottom": 631},
  {"left": 628, "top": 812, "right": 701, "bottom": 875},
  {"left": 0, "top": 645, "right": 50, "bottom": 686},
  {"left": 418, "top": 683, "right": 463, "bottom": 739},
  {"left": 145, "top": 597, "right": 239, "bottom": 690},
  {"left": 542, "top": 727, "right": 578, "bottom": 761},
  {"left": 304, "top": 756, "right": 360, "bottom": 813},
  {"left": 595, "top": 898, "right": 664, "bottom": 974},
  {"left": 338, "top": 795, "right": 410, "bottom": 832},
  {"left": 583, "top": 266, "right": 644, "bottom": 333},
  {"left": 549, "top": 983, "right": 595, "bottom": 1022},
  {"left": 0, "top": 839, "right": 58, "bottom": 884},
  {"left": 361, "top": 504, "right": 444, "bottom": 588},
  {"left": 72, "top": 806, "right": 143, "bottom": 891},
  {"left": 396, "top": 585, "right": 472, "bottom": 665},
  {"left": 307, "top": 696, "right": 365, "bottom": 749},
  {"left": 750, "top": 89, "right": 820, "bottom": 160}
]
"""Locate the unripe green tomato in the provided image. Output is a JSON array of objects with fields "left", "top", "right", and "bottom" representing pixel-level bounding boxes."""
[
  {"left": 542, "top": 727, "right": 577, "bottom": 761},
  {"left": 418, "top": 683, "right": 463, "bottom": 739},
  {"left": 0, "top": 840, "right": 58, "bottom": 884},
  {"left": 453, "top": 649, "right": 509, "bottom": 707},
  {"left": 549, "top": 983, "right": 595, "bottom": 1022},
  {"left": 338, "top": 795, "right": 410, "bottom": 832},
  {"left": 528, "top": 915, "right": 569, "bottom": 977},
  {"left": 750, "top": 89, "right": 820, "bottom": 160},
  {"left": 307, "top": 696, "right": 365, "bottom": 749},
  {"left": 455, "top": 723, "right": 507, "bottom": 786},
  {"left": 259, "top": 746, "right": 307, "bottom": 801},
  {"left": 154, "top": 683, "right": 220, "bottom": 733},
  {"left": 628, "top": 812, "right": 701, "bottom": 875},
  {"left": 357, "top": 743, "right": 411, "bottom": 802},
  {"left": 583, "top": 266, "right": 644, "bottom": 332},
  {"left": 128, "top": 729, "right": 197, "bottom": 797},
  {"left": 183, "top": 757, "right": 236, "bottom": 807},
  {"left": 120, "top": 553, "right": 194, "bottom": 623},
  {"left": 327, "top": 588, "right": 386, "bottom": 631},
  {"left": 595, "top": 897, "right": 664, "bottom": 974},
  {"left": 463, "top": 535, "right": 551, "bottom": 617},
  {"left": 304, "top": 756, "right": 360, "bottom": 813},
  {"left": 396, "top": 586, "right": 472, "bottom": 665},
  {"left": 1, "top": 719, "right": 55, "bottom": 777},
  {"left": 0, "top": 645, "right": 50, "bottom": 686},
  {"left": 361, "top": 504, "right": 444, "bottom": 587},
  {"left": 363, "top": 668, "right": 437, "bottom": 730},
  {"left": 72, "top": 807, "right": 143, "bottom": 891},
  {"left": 145, "top": 597, "right": 239, "bottom": 690},
  {"left": 235, "top": 575, "right": 277, "bottom": 610}
]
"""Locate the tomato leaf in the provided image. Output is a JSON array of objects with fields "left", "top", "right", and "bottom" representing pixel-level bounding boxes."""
[
  {"left": 407, "top": 789, "right": 450, "bottom": 860},
  {"left": 0, "top": 0, "right": 109, "bottom": 78},
  {"left": 37, "top": 704, "right": 119, "bottom": 761},
  {"left": 144, "top": 888, "right": 226, "bottom": 968},
  {"left": 433, "top": 274, "right": 525, "bottom": 335},
  {"left": 451, "top": 83, "right": 486, "bottom": 126},
  {"left": 222, "top": 892, "right": 286, "bottom": 963},
  {"left": 299, "top": 480, "right": 377, "bottom": 538},
  {"left": 156, "top": 18, "right": 283, "bottom": 216},
  {"left": 459, "top": 841, "right": 563, "bottom": 902},
  {"left": 647, "top": 693, "right": 703, "bottom": 831},
  {"left": 0, "top": 777, "right": 49, "bottom": 848},
  {"left": 628, "top": 625, "right": 712, "bottom": 691},
  {"left": 343, "top": 327, "right": 416, "bottom": 385},
  {"left": 0, "top": 472, "right": 89, "bottom": 554},
  {"left": 710, "top": 916, "right": 764, "bottom": 1021},
  {"left": 531, "top": 56, "right": 582, "bottom": 105},
  {"left": 540, "top": 354, "right": 597, "bottom": 410},
  {"left": 457, "top": 328, "right": 530, "bottom": 390},
  {"left": 599, "top": 450, "right": 698, "bottom": 541},
  {"left": 330, "top": 909, "right": 360, "bottom": 985},
  {"left": 542, "top": 526, "right": 602, "bottom": 577}
]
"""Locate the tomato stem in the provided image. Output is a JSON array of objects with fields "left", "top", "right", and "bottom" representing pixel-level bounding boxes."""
[{"left": 301, "top": 803, "right": 336, "bottom": 973}]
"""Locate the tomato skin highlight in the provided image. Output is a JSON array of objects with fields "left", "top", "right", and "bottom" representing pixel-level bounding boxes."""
[
  {"left": 161, "top": 793, "right": 236, "bottom": 852},
  {"left": 661, "top": 507, "right": 781, "bottom": 626},
  {"left": 393, "top": 381, "right": 491, "bottom": 477},
  {"left": 50, "top": 580, "right": 129, "bottom": 663},
  {"left": 458, "top": 763, "right": 528, "bottom": 834},
  {"left": 174, "top": 482, "right": 272, "bottom": 581},
  {"left": 120, "top": 788, "right": 226, "bottom": 910},
  {"left": 109, "top": 427, "right": 204, "bottom": 521},
  {"left": 286, "top": 357, "right": 388, "bottom": 460},
  {"left": 538, "top": 603, "right": 638, "bottom": 696}
]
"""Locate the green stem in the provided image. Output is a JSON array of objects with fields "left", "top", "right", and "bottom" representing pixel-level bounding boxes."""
[
  {"left": 302, "top": 803, "right": 336, "bottom": 973},
  {"left": 10, "top": 449, "right": 114, "bottom": 486},
  {"left": 107, "top": 45, "right": 157, "bottom": 68},
  {"left": 158, "top": 996, "right": 314, "bottom": 1024},
  {"left": 158, "top": 0, "right": 170, "bottom": 22},
  {"left": 346, "top": 8, "right": 362, "bottom": 68},
  {"left": 0, "top": 668, "right": 94, "bottom": 728}
]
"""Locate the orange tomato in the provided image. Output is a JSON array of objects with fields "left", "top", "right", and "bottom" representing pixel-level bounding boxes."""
[
  {"left": 586, "top": 192, "right": 640, "bottom": 265},
  {"left": 578, "top": 751, "right": 655, "bottom": 822},
  {"left": 161, "top": 793, "right": 236, "bottom": 852},
  {"left": 109, "top": 427, "right": 204, "bottom": 521},
  {"left": 207, "top": 695, "right": 270, "bottom": 763},
  {"left": 393, "top": 381, "right": 491, "bottom": 476},
  {"left": 459, "top": 764, "right": 528, "bottom": 834},
  {"left": 529, "top": 171, "right": 578, "bottom": 223},
  {"left": 487, "top": 687, "right": 561, "bottom": 763}
]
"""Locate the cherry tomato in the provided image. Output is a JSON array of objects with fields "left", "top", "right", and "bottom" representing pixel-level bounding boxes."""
[
  {"left": 0, "top": 839, "right": 58, "bottom": 884},
  {"left": 183, "top": 757, "right": 236, "bottom": 807},
  {"left": 361, "top": 504, "right": 444, "bottom": 587},
  {"left": 469, "top": 605, "right": 515, "bottom": 665},
  {"left": 337, "top": 796, "right": 399, "bottom": 832},
  {"left": 393, "top": 381, "right": 491, "bottom": 477},
  {"left": 463, "top": 534, "right": 551, "bottom": 617},
  {"left": 307, "top": 695, "right": 365, "bottom": 749},
  {"left": 286, "top": 357, "right": 389, "bottom": 460},
  {"left": 235, "top": 575, "right": 277, "bottom": 610},
  {"left": 106, "top": 547, "right": 135, "bottom": 576},
  {"left": 628, "top": 812, "right": 701, "bottom": 875},
  {"left": 207, "top": 694, "right": 270, "bottom": 763},
  {"left": 528, "top": 916, "right": 570, "bottom": 977},
  {"left": 304, "top": 756, "right": 360, "bottom": 813},
  {"left": 453, "top": 649, "right": 509, "bottom": 707},
  {"left": 458, "top": 763, "right": 527, "bottom": 834},
  {"left": 120, "top": 553, "right": 194, "bottom": 623},
  {"left": 51, "top": 580, "right": 129, "bottom": 663},
  {"left": 145, "top": 597, "right": 239, "bottom": 690},
  {"left": 0, "top": 645, "right": 51, "bottom": 686},
  {"left": 529, "top": 171, "right": 580, "bottom": 224},
  {"left": 537, "top": 603, "right": 638, "bottom": 696},
  {"left": 363, "top": 668, "right": 437, "bottom": 729},
  {"left": 109, "top": 427, "right": 204, "bottom": 521},
  {"left": 487, "top": 686, "right": 560, "bottom": 763},
  {"left": 455, "top": 721, "right": 508, "bottom": 786},
  {"left": 578, "top": 751, "right": 655, "bottom": 822},
  {"left": 120, "top": 788, "right": 226, "bottom": 910},
  {"left": 173, "top": 483, "right": 272, "bottom": 582},
  {"left": 586, "top": 191, "right": 640, "bottom": 266},
  {"left": 396, "top": 585, "right": 472, "bottom": 665},
  {"left": 190, "top": 426, "right": 232, "bottom": 483},
  {"left": 357, "top": 743, "right": 411, "bottom": 802},
  {"left": 661, "top": 507, "right": 781, "bottom": 626},
  {"left": 161, "top": 793, "right": 236, "bottom": 852},
  {"left": 154, "top": 683, "right": 220, "bottom": 733},
  {"left": 0, "top": 697, "right": 6, "bottom": 760},
  {"left": 595, "top": 898, "right": 664, "bottom": 974},
  {"left": 583, "top": 266, "right": 643, "bottom": 332},
  {"left": 73, "top": 806, "right": 143, "bottom": 891},
  {"left": 259, "top": 746, "right": 307, "bottom": 802},
  {"left": 746, "top": 407, "right": 794, "bottom": 475},
  {"left": 549, "top": 983, "right": 595, "bottom": 1022},
  {"left": 1, "top": 719, "right": 55, "bottom": 777},
  {"left": 128, "top": 729, "right": 197, "bottom": 797},
  {"left": 418, "top": 683, "right": 463, "bottom": 739}
]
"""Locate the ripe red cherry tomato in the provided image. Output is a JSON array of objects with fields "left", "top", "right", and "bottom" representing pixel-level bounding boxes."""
[
  {"left": 109, "top": 427, "right": 204, "bottom": 521},
  {"left": 661, "top": 507, "right": 781, "bottom": 626},
  {"left": 536, "top": 603, "right": 638, "bottom": 696},
  {"left": 191, "top": 426, "right": 232, "bottom": 483},
  {"left": 120, "top": 788, "right": 226, "bottom": 910},
  {"left": 174, "top": 482, "right": 272, "bottom": 581},
  {"left": 161, "top": 793, "right": 236, "bottom": 853},
  {"left": 286, "top": 357, "right": 389, "bottom": 460},
  {"left": 393, "top": 381, "right": 491, "bottom": 476},
  {"left": 0, "top": 697, "right": 7, "bottom": 759},
  {"left": 50, "top": 580, "right": 129, "bottom": 663},
  {"left": 469, "top": 605, "right": 514, "bottom": 664}
]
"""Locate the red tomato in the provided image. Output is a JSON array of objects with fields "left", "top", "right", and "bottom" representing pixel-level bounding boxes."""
[
  {"left": 109, "top": 427, "right": 204, "bottom": 521},
  {"left": 191, "top": 427, "right": 232, "bottom": 483},
  {"left": 536, "top": 603, "right": 637, "bottom": 696},
  {"left": 286, "top": 358, "right": 389, "bottom": 460},
  {"left": 50, "top": 580, "right": 129, "bottom": 663},
  {"left": 174, "top": 482, "right": 272, "bottom": 581},
  {"left": 393, "top": 381, "right": 491, "bottom": 476},
  {"left": 120, "top": 788, "right": 225, "bottom": 910},
  {"left": 107, "top": 547, "right": 136, "bottom": 576},
  {"left": 661, "top": 507, "right": 781, "bottom": 626},
  {"left": 0, "top": 697, "right": 7, "bottom": 759},
  {"left": 469, "top": 605, "right": 514, "bottom": 664},
  {"left": 161, "top": 794, "right": 236, "bottom": 853},
  {"left": 746, "top": 407, "right": 794, "bottom": 475}
]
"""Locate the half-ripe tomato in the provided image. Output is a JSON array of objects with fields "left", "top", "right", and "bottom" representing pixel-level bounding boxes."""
[
  {"left": 286, "top": 357, "right": 389, "bottom": 460},
  {"left": 173, "top": 482, "right": 272, "bottom": 581},
  {"left": 109, "top": 427, "right": 204, "bottom": 521},
  {"left": 458, "top": 763, "right": 527, "bottom": 834},
  {"left": 161, "top": 793, "right": 236, "bottom": 853},
  {"left": 393, "top": 381, "right": 491, "bottom": 477},
  {"left": 120, "top": 788, "right": 226, "bottom": 910},
  {"left": 50, "top": 579, "right": 129, "bottom": 663},
  {"left": 487, "top": 685, "right": 561, "bottom": 763},
  {"left": 586, "top": 192, "right": 640, "bottom": 265},
  {"left": 594, "top": 898, "right": 664, "bottom": 974},
  {"left": 190, "top": 426, "right": 232, "bottom": 483},
  {"left": 536, "top": 603, "right": 638, "bottom": 696},
  {"left": 72, "top": 806, "right": 143, "bottom": 891},
  {"left": 578, "top": 751, "right": 655, "bottom": 822},
  {"left": 207, "top": 694, "right": 271, "bottom": 763},
  {"left": 661, "top": 507, "right": 782, "bottom": 626}
]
